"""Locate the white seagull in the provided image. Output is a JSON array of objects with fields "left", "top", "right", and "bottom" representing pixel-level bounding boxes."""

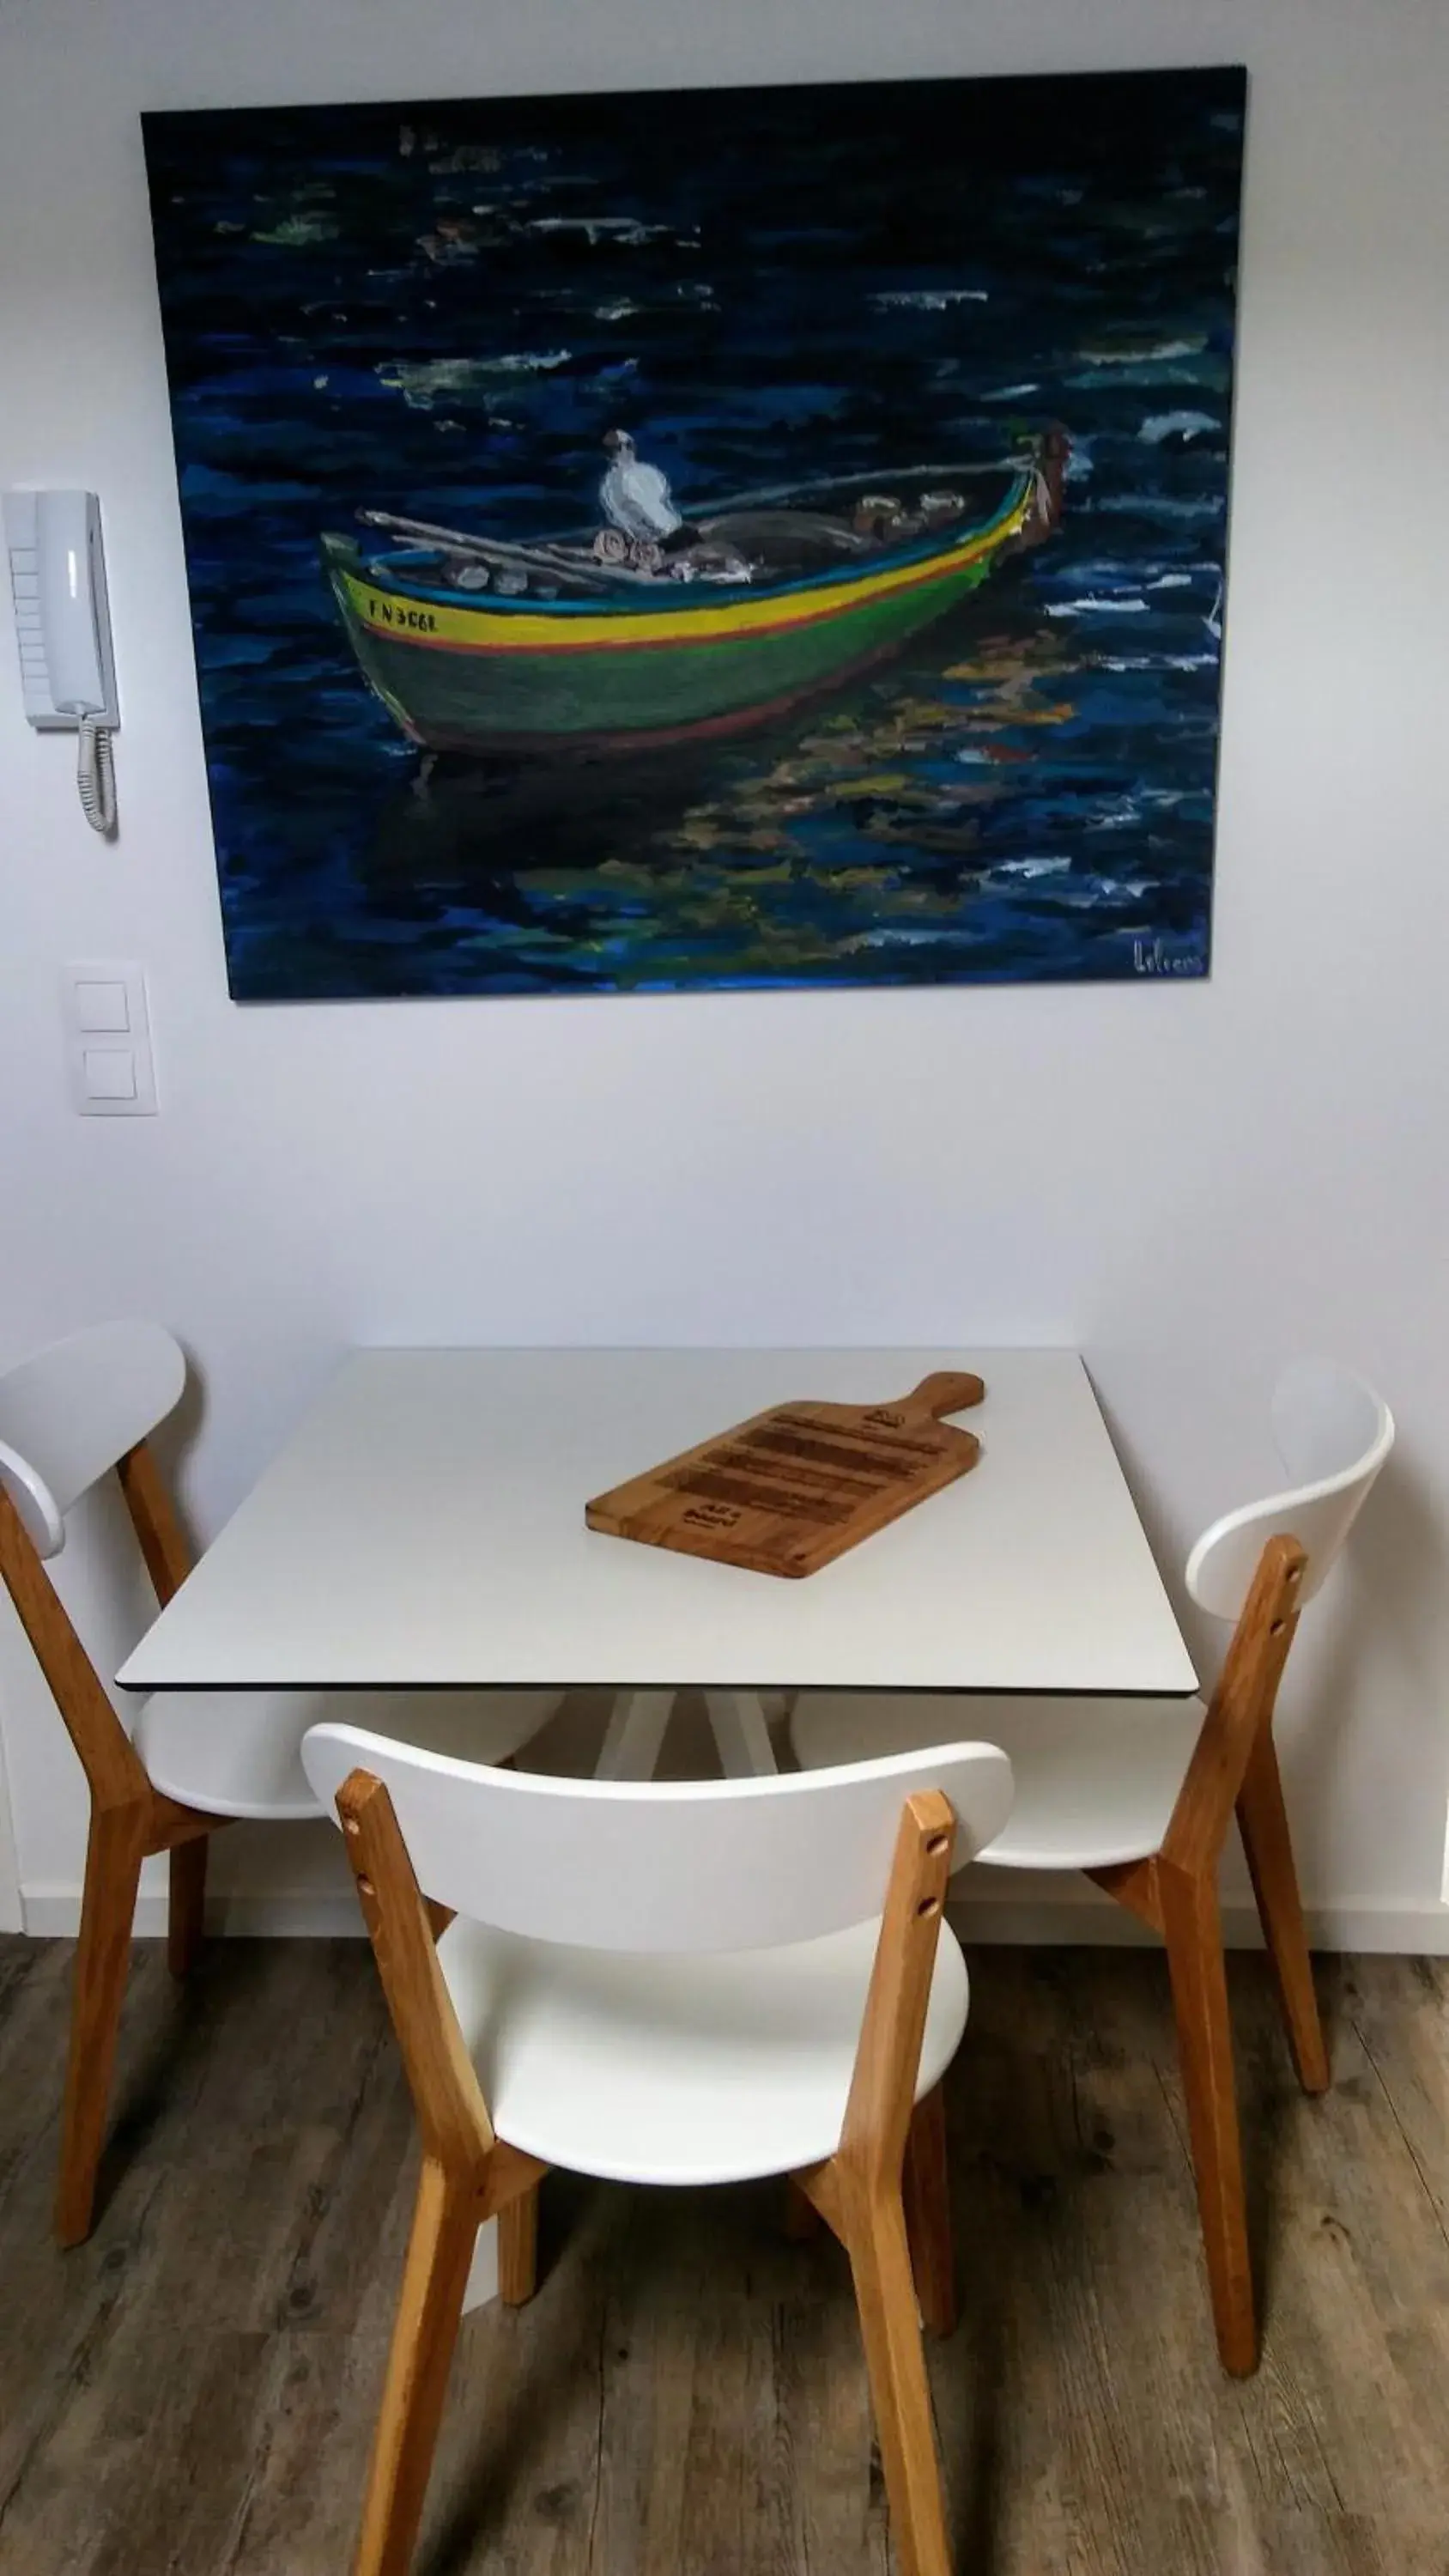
[{"left": 600, "top": 428, "right": 682, "bottom": 544}]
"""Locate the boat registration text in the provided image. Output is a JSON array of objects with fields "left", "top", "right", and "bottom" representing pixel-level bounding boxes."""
[{"left": 367, "top": 595, "right": 439, "bottom": 634}]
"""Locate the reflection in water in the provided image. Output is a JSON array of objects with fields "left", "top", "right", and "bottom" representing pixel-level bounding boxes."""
[{"left": 357, "top": 599, "right": 1190, "bottom": 992}]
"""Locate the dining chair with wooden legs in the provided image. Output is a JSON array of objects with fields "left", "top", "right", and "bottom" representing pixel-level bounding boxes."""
[
  {"left": 791, "top": 1357, "right": 1393, "bottom": 2377},
  {"left": 0, "top": 1319, "right": 566, "bottom": 2247},
  {"left": 300, "top": 1723, "right": 1015, "bottom": 2576}
]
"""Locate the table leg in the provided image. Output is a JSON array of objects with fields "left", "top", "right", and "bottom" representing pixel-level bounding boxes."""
[
  {"left": 704, "top": 1690, "right": 778, "bottom": 1777},
  {"left": 594, "top": 1690, "right": 676, "bottom": 1780}
]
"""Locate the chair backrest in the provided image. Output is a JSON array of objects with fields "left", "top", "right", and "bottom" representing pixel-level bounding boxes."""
[
  {"left": 1185, "top": 1358, "right": 1393, "bottom": 1621},
  {"left": 301, "top": 1725, "right": 1014, "bottom": 1954},
  {"left": 0, "top": 1321, "right": 185, "bottom": 1558}
]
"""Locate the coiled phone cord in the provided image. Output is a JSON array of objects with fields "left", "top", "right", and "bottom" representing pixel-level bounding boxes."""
[{"left": 77, "top": 714, "right": 116, "bottom": 835}]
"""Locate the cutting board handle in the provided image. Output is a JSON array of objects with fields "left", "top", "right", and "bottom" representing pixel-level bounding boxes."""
[{"left": 892, "top": 1372, "right": 985, "bottom": 1424}]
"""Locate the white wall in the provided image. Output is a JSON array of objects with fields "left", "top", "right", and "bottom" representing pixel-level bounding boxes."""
[{"left": 1, "top": 0, "right": 1446, "bottom": 1944}]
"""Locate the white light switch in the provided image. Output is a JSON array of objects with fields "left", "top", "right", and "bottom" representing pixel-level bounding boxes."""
[
  {"left": 65, "top": 960, "right": 157, "bottom": 1115},
  {"left": 76, "top": 979, "right": 130, "bottom": 1032},
  {"left": 82, "top": 1047, "right": 137, "bottom": 1100}
]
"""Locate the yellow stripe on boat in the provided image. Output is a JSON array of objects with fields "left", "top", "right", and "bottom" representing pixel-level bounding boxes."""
[{"left": 341, "top": 483, "right": 1034, "bottom": 656}]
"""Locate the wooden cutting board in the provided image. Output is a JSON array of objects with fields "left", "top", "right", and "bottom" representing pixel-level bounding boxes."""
[{"left": 585, "top": 1372, "right": 985, "bottom": 1578}]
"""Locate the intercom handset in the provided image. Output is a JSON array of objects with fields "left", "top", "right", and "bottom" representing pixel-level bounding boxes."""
[{"left": 4, "top": 489, "right": 119, "bottom": 835}]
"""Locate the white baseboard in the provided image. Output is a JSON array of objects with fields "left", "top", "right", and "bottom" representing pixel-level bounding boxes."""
[
  {"left": 464, "top": 2221, "right": 499, "bottom": 2314},
  {"left": 949, "top": 1891, "right": 1449, "bottom": 1953},
  {"left": 18, "top": 1881, "right": 1449, "bottom": 1954},
  {"left": 21, "top": 1886, "right": 366, "bottom": 1939}
]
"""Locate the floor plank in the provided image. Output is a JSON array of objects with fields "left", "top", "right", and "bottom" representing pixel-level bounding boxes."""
[{"left": 1, "top": 1934, "right": 1446, "bottom": 2573}]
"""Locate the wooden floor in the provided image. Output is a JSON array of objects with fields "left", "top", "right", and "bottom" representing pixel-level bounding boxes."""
[{"left": 0, "top": 1935, "right": 1446, "bottom": 2575}]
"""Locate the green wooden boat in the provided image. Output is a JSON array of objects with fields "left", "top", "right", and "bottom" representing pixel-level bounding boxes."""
[{"left": 321, "top": 437, "right": 1066, "bottom": 757}]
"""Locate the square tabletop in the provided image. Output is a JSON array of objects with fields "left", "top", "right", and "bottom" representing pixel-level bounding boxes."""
[{"left": 118, "top": 1348, "right": 1197, "bottom": 1698}]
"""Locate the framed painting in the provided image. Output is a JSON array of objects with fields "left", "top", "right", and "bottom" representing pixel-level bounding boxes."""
[{"left": 142, "top": 65, "right": 1246, "bottom": 999}]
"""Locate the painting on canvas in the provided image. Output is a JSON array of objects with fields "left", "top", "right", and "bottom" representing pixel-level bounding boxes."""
[{"left": 142, "top": 67, "right": 1246, "bottom": 999}]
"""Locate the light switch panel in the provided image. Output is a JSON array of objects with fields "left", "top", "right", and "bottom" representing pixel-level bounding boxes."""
[
  {"left": 65, "top": 960, "right": 157, "bottom": 1115},
  {"left": 82, "top": 1048, "right": 138, "bottom": 1100},
  {"left": 75, "top": 979, "right": 130, "bottom": 1032}
]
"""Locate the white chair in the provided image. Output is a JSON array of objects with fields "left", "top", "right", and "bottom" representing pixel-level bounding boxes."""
[
  {"left": 792, "top": 1357, "right": 1393, "bottom": 2377},
  {"left": 0, "top": 1321, "right": 563, "bottom": 2246},
  {"left": 300, "top": 1722, "right": 1014, "bottom": 2576}
]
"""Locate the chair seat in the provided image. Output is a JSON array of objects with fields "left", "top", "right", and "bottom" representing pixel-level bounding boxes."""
[
  {"left": 134, "top": 1688, "right": 558, "bottom": 1823},
  {"left": 791, "top": 1693, "right": 1206, "bottom": 1870},
  {"left": 438, "top": 1911, "right": 969, "bottom": 2186}
]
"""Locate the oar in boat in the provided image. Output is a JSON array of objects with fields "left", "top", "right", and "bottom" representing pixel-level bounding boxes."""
[
  {"left": 356, "top": 509, "right": 662, "bottom": 593},
  {"left": 699, "top": 454, "right": 1036, "bottom": 518}
]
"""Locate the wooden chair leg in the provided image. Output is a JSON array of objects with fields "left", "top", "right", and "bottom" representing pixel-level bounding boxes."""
[
  {"left": 1159, "top": 1862, "right": 1256, "bottom": 2377},
  {"left": 167, "top": 1833, "right": 209, "bottom": 1980},
  {"left": 498, "top": 2183, "right": 539, "bottom": 2306},
  {"left": 846, "top": 2188, "right": 952, "bottom": 2576},
  {"left": 354, "top": 2156, "right": 478, "bottom": 2576},
  {"left": 1236, "top": 1731, "right": 1330, "bottom": 2095},
  {"left": 902, "top": 2084, "right": 956, "bottom": 2337},
  {"left": 55, "top": 1801, "right": 148, "bottom": 2247}
]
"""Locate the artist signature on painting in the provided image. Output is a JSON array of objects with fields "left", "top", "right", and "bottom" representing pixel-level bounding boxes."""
[{"left": 1132, "top": 938, "right": 1203, "bottom": 977}]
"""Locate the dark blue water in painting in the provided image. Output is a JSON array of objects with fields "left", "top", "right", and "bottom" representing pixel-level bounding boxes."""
[{"left": 142, "top": 68, "right": 1245, "bottom": 999}]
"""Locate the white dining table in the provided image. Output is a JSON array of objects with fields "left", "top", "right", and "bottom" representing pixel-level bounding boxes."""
[
  {"left": 119, "top": 1346, "right": 1197, "bottom": 1699},
  {"left": 118, "top": 1345, "right": 1195, "bottom": 2307}
]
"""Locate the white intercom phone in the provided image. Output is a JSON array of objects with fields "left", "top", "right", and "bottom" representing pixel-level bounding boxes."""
[{"left": 4, "top": 489, "right": 119, "bottom": 834}]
